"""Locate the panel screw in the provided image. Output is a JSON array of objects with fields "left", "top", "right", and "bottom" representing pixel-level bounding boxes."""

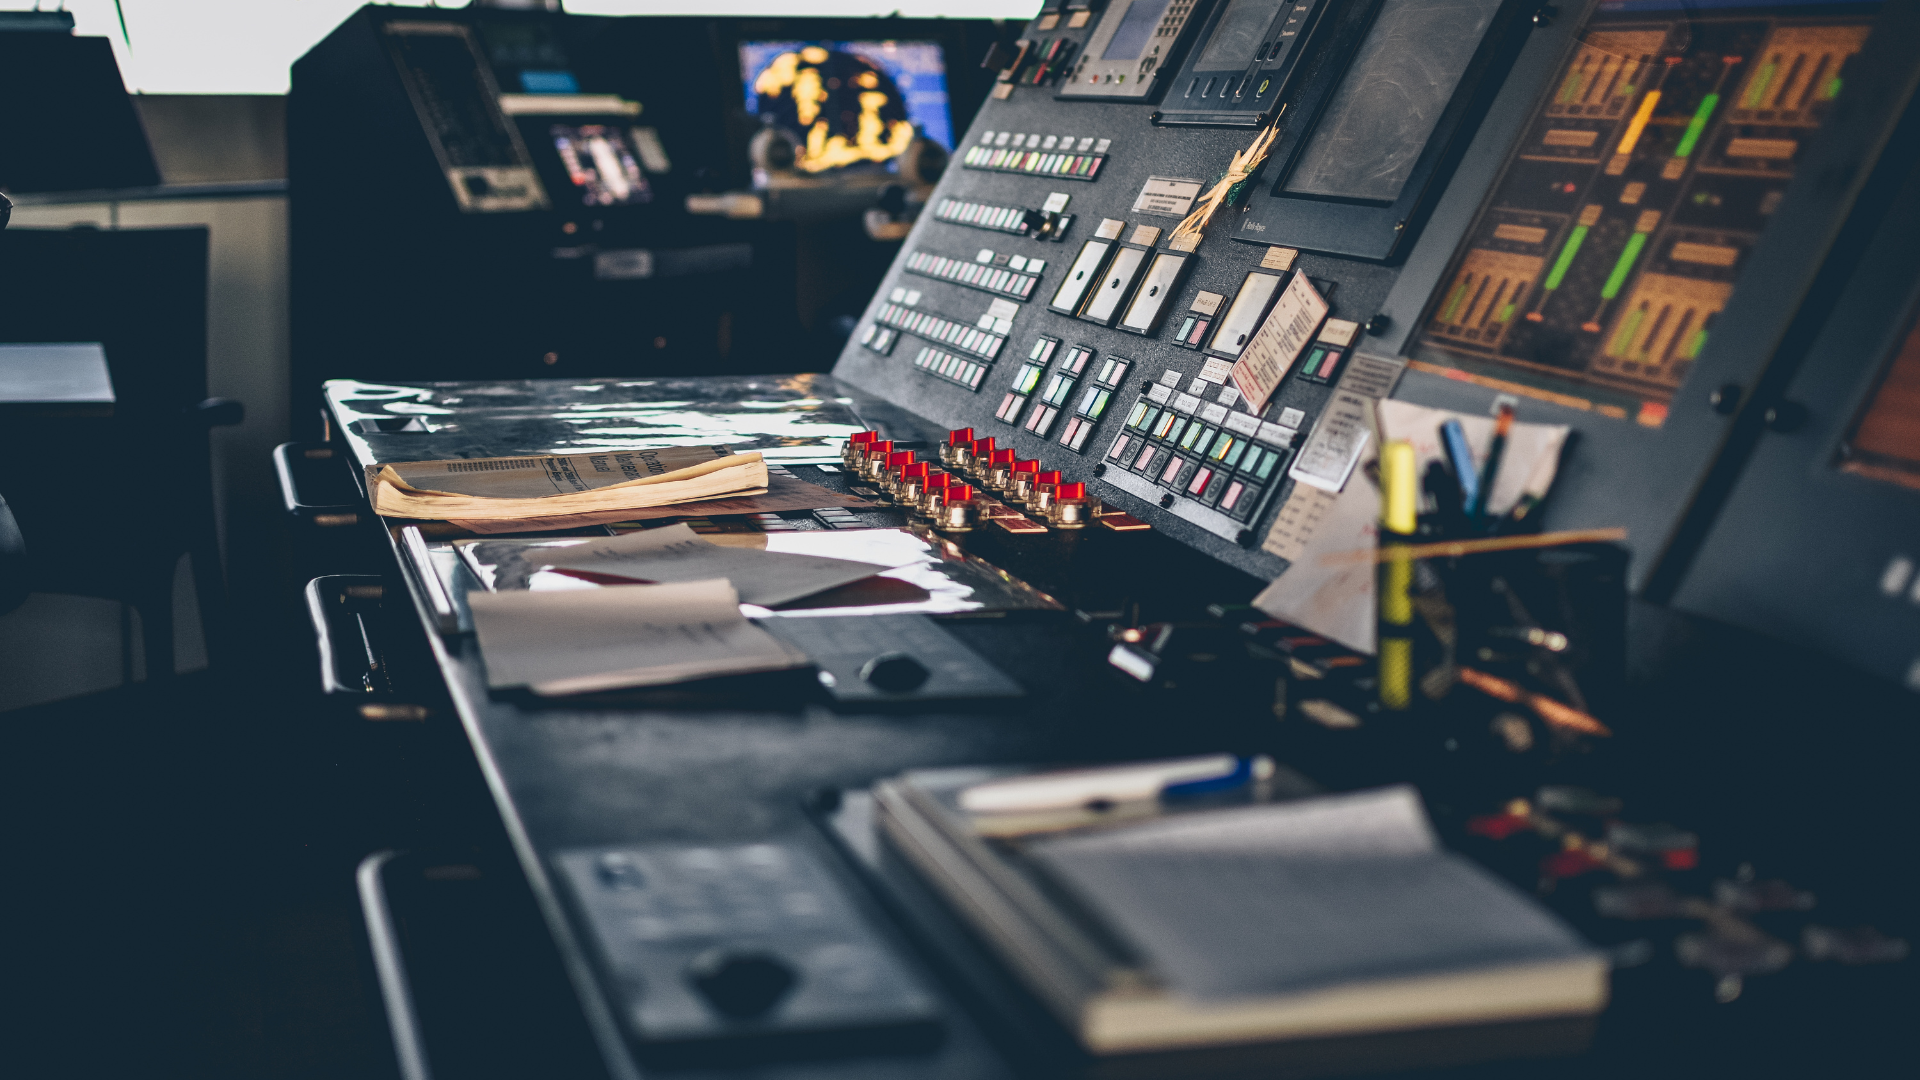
[
  {"left": 1160, "top": 494, "right": 1176, "bottom": 508},
  {"left": 1365, "top": 314, "right": 1392, "bottom": 335},
  {"left": 1709, "top": 384, "right": 1742, "bottom": 414}
]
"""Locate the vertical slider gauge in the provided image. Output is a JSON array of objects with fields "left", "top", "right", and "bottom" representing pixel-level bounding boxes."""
[
  {"left": 1051, "top": 220, "right": 1127, "bottom": 314},
  {"left": 1059, "top": 0, "right": 1210, "bottom": 102},
  {"left": 1158, "top": 0, "right": 1331, "bottom": 126},
  {"left": 1205, "top": 270, "right": 1286, "bottom": 357},
  {"left": 1081, "top": 244, "right": 1153, "bottom": 325},
  {"left": 1119, "top": 251, "right": 1194, "bottom": 334}
]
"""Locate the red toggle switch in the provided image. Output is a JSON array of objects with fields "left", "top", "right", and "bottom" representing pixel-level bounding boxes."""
[
  {"left": 925, "top": 471, "right": 952, "bottom": 489},
  {"left": 947, "top": 428, "right": 975, "bottom": 446},
  {"left": 945, "top": 483, "right": 974, "bottom": 503},
  {"left": 1057, "top": 482, "right": 1086, "bottom": 499},
  {"left": 1037, "top": 470, "right": 1062, "bottom": 486},
  {"left": 970, "top": 437, "right": 996, "bottom": 458},
  {"left": 991, "top": 448, "right": 1017, "bottom": 465},
  {"left": 886, "top": 450, "right": 915, "bottom": 467},
  {"left": 1014, "top": 459, "right": 1040, "bottom": 474},
  {"left": 904, "top": 461, "right": 930, "bottom": 479}
]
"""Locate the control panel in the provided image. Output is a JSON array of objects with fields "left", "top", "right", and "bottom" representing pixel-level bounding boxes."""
[{"left": 832, "top": 0, "right": 1919, "bottom": 598}]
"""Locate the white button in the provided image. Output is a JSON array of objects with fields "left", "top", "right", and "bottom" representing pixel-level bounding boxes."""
[{"left": 1880, "top": 555, "right": 1914, "bottom": 597}]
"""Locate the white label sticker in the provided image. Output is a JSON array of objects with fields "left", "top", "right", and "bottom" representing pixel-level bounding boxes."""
[
  {"left": 1198, "top": 357, "right": 1234, "bottom": 384},
  {"left": 1279, "top": 407, "right": 1307, "bottom": 429},
  {"left": 1190, "top": 291, "right": 1226, "bottom": 317},
  {"left": 1217, "top": 385, "right": 1242, "bottom": 407},
  {"left": 1200, "top": 402, "right": 1230, "bottom": 424},
  {"left": 1132, "top": 176, "right": 1204, "bottom": 217},
  {"left": 1189, "top": 376, "right": 1213, "bottom": 394},
  {"left": 1288, "top": 390, "right": 1371, "bottom": 493},
  {"left": 1258, "top": 422, "right": 1298, "bottom": 447},
  {"left": 1318, "top": 318, "right": 1361, "bottom": 347},
  {"left": 987, "top": 298, "right": 1020, "bottom": 320},
  {"left": 1159, "top": 368, "right": 1186, "bottom": 387},
  {"left": 1147, "top": 382, "right": 1173, "bottom": 404},
  {"left": 1173, "top": 392, "right": 1204, "bottom": 413},
  {"left": 1043, "top": 192, "right": 1071, "bottom": 213},
  {"left": 903, "top": 289, "right": 922, "bottom": 306},
  {"left": 1231, "top": 273, "right": 1329, "bottom": 413},
  {"left": 1224, "top": 412, "right": 1262, "bottom": 436}
]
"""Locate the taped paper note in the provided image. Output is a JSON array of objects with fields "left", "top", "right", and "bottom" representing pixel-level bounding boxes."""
[{"left": 1230, "top": 273, "right": 1328, "bottom": 413}]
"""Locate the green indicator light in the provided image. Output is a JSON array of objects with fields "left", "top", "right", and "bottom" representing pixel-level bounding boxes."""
[
  {"left": 1545, "top": 225, "right": 1591, "bottom": 291},
  {"left": 1824, "top": 76, "right": 1843, "bottom": 100},
  {"left": 1611, "top": 305, "right": 1646, "bottom": 355},
  {"left": 1558, "top": 68, "right": 1584, "bottom": 104},
  {"left": 1743, "top": 61, "right": 1777, "bottom": 108},
  {"left": 1498, "top": 302, "right": 1517, "bottom": 324},
  {"left": 1440, "top": 280, "right": 1472, "bottom": 322},
  {"left": 1601, "top": 232, "right": 1649, "bottom": 300},
  {"left": 1685, "top": 328, "right": 1710, "bottom": 359},
  {"left": 1675, "top": 93, "right": 1719, "bottom": 158}
]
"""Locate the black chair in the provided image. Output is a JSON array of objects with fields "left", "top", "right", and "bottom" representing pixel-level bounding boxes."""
[{"left": 0, "top": 225, "right": 239, "bottom": 680}]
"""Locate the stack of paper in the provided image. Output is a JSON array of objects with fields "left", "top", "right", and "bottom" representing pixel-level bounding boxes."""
[
  {"left": 468, "top": 580, "right": 807, "bottom": 695},
  {"left": 537, "top": 523, "right": 888, "bottom": 607},
  {"left": 369, "top": 446, "right": 768, "bottom": 522}
]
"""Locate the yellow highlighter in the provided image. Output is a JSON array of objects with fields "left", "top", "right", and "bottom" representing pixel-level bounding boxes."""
[{"left": 1378, "top": 440, "right": 1418, "bottom": 711}]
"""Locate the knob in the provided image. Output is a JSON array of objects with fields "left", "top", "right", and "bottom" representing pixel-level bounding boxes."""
[
  {"left": 685, "top": 949, "right": 798, "bottom": 1020},
  {"left": 861, "top": 652, "right": 931, "bottom": 693},
  {"left": 1764, "top": 400, "right": 1809, "bottom": 432}
]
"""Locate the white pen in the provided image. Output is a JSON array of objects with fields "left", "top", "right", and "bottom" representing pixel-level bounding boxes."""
[{"left": 959, "top": 754, "right": 1264, "bottom": 814}]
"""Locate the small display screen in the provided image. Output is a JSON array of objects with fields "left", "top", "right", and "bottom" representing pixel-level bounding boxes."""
[
  {"left": 551, "top": 124, "right": 651, "bottom": 206},
  {"left": 1197, "top": 0, "right": 1284, "bottom": 72},
  {"left": 1842, "top": 315, "right": 1920, "bottom": 491},
  {"left": 1285, "top": 0, "right": 1503, "bottom": 203},
  {"left": 1409, "top": 0, "right": 1877, "bottom": 424},
  {"left": 740, "top": 40, "right": 951, "bottom": 173},
  {"left": 1103, "top": 0, "right": 1174, "bottom": 60}
]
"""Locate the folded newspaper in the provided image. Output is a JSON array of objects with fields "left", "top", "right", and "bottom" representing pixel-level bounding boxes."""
[{"left": 368, "top": 446, "right": 768, "bottom": 522}]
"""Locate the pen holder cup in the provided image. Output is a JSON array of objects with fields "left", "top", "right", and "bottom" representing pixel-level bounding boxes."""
[{"left": 1380, "top": 541, "right": 1628, "bottom": 738}]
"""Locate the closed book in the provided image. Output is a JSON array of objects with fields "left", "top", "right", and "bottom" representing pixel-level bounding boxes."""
[{"left": 874, "top": 773, "right": 1607, "bottom": 1057}]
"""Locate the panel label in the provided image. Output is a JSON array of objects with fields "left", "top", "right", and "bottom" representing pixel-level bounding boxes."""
[{"left": 1132, "top": 176, "right": 1205, "bottom": 217}]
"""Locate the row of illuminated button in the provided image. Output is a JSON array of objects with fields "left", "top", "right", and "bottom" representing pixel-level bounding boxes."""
[
  {"left": 910, "top": 345, "right": 990, "bottom": 390},
  {"left": 934, "top": 197, "right": 1040, "bottom": 235},
  {"left": 961, "top": 143, "right": 1106, "bottom": 181},
  {"left": 873, "top": 302, "right": 1005, "bottom": 361},
  {"left": 903, "top": 250, "right": 1040, "bottom": 301},
  {"left": 1104, "top": 400, "right": 1295, "bottom": 522}
]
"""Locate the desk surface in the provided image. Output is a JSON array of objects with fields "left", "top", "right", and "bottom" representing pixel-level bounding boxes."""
[
  {"left": 329, "top": 376, "right": 1915, "bottom": 1080},
  {"left": 0, "top": 341, "right": 114, "bottom": 415}
]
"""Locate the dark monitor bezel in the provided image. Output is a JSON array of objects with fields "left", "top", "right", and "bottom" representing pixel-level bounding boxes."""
[
  {"left": 1230, "top": 0, "right": 1540, "bottom": 261},
  {"left": 1671, "top": 111, "right": 1920, "bottom": 691}
]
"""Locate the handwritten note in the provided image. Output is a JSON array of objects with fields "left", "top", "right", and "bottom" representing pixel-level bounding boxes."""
[{"left": 1230, "top": 273, "right": 1328, "bottom": 413}]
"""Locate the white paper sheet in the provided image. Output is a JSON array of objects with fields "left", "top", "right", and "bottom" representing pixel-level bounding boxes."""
[
  {"left": 539, "top": 522, "right": 887, "bottom": 607},
  {"left": 468, "top": 579, "right": 806, "bottom": 694}
]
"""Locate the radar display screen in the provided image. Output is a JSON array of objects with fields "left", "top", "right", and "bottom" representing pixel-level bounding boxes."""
[
  {"left": 1284, "top": 0, "right": 1505, "bottom": 203},
  {"left": 1841, "top": 313, "right": 1920, "bottom": 490},
  {"left": 1102, "top": 0, "right": 1174, "bottom": 60},
  {"left": 1196, "top": 0, "right": 1285, "bottom": 71},
  {"left": 740, "top": 41, "right": 951, "bottom": 174},
  {"left": 551, "top": 124, "right": 651, "bottom": 207},
  {"left": 1409, "top": 0, "right": 1878, "bottom": 425}
]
